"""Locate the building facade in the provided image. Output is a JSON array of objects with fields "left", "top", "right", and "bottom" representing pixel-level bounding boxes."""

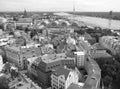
[
  {"left": 30, "top": 53, "right": 76, "bottom": 87},
  {"left": 74, "top": 51, "right": 85, "bottom": 67},
  {"left": 4, "top": 44, "right": 41, "bottom": 69},
  {"left": 99, "top": 36, "right": 120, "bottom": 56},
  {"left": 51, "top": 67, "right": 79, "bottom": 89}
]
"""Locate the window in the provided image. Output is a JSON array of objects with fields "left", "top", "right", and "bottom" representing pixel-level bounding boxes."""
[
  {"left": 27, "top": 49, "right": 30, "bottom": 51},
  {"left": 23, "top": 57, "right": 26, "bottom": 59},
  {"left": 17, "top": 83, "right": 23, "bottom": 87},
  {"left": 91, "top": 77, "right": 96, "bottom": 80},
  {"left": 86, "top": 58, "right": 89, "bottom": 61},
  {"left": 32, "top": 55, "right": 35, "bottom": 57},
  {"left": 32, "top": 50, "right": 35, "bottom": 53}
]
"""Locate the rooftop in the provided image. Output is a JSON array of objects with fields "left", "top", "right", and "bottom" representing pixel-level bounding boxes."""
[
  {"left": 53, "top": 67, "right": 71, "bottom": 80},
  {"left": 67, "top": 83, "right": 83, "bottom": 89},
  {"left": 27, "top": 56, "right": 39, "bottom": 64},
  {"left": 78, "top": 40, "right": 91, "bottom": 51},
  {"left": 91, "top": 51, "right": 112, "bottom": 59},
  {"left": 92, "top": 43, "right": 106, "bottom": 50},
  {"left": 9, "top": 73, "right": 41, "bottom": 89},
  {"left": 41, "top": 53, "right": 73, "bottom": 63},
  {"left": 16, "top": 18, "right": 32, "bottom": 23}
]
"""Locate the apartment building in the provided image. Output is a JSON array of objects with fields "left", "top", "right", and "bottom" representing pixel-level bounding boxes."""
[
  {"left": 74, "top": 51, "right": 85, "bottom": 67},
  {"left": 99, "top": 36, "right": 120, "bottom": 56},
  {"left": 51, "top": 67, "right": 79, "bottom": 89},
  {"left": 4, "top": 43, "right": 41, "bottom": 69},
  {"left": 30, "top": 53, "right": 76, "bottom": 87}
]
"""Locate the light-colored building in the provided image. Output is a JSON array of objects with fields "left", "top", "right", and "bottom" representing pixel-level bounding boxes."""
[
  {"left": 4, "top": 44, "right": 41, "bottom": 69},
  {"left": 99, "top": 36, "right": 120, "bottom": 56},
  {"left": 26, "top": 56, "right": 39, "bottom": 73},
  {"left": 84, "top": 57, "right": 101, "bottom": 89},
  {"left": 0, "top": 55, "right": 4, "bottom": 72},
  {"left": 0, "top": 34, "right": 14, "bottom": 46},
  {"left": 41, "top": 44, "right": 55, "bottom": 54},
  {"left": 74, "top": 51, "right": 85, "bottom": 67},
  {"left": 66, "top": 36, "right": 76, "bottom": 45},
  {"left": 77, "top": 40, "right": 92, "bottom": 55},
  {"left": 30, "top": 53, "right": 75, "bottom": 87},
  {"left": 51, "top": 67, "right": 79, "bottom": 89},
  {"left": 15, "top": 18, "right": 33, "bottom": 28}
]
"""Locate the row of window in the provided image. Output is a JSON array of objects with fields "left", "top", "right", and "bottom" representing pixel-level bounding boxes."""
[
  {"left": 47, "top": 64, "right": 61, "bottom": 70},
  {"left": 101, "top": 38, "right": 120, "bottom": 53},
  {"left": 52, "top": 84, "right": 64, "bottom": 89},
  {"left": 52, "top": 76, "right": 65, "bottom": 85}
]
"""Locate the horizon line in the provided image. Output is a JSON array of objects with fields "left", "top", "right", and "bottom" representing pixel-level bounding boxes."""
[{"left": 0, "top": 10, "right": 120, "bottom": 13}]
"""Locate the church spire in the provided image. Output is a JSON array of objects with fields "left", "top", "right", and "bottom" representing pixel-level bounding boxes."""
[{"left": 24, "top": 9, "right": 27, "bottom": 18}]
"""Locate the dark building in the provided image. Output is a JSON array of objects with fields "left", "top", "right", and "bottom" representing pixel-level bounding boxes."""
[{"left": 30, "top": 53, "right": 75, "bottom": 87}]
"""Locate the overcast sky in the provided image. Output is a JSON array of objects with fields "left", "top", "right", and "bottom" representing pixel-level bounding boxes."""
[{"left": 0, "top": 0, "right": 119, "bottom": 12}]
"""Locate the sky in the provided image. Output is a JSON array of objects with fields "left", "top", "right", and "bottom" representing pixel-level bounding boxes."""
[{"left": 0, "top": 0, "right": 119, "bottom": 12}]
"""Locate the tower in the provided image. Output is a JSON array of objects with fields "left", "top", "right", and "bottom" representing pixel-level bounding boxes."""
[
  {"left": 24, "top": 9, "right": 27, "bottom": 18},
  {"left": 73, "top": 4, "right": 75, "bottom": 16}
]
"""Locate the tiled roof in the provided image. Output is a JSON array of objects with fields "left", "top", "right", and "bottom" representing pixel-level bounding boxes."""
[
  {"left": 91, "top": 52, "right": 112, "bottom": 59},
  {"left": 53, "top": 67, "right": 70, "bottom": 80},
  {"left": 16, "top": 18, "right": 32, "bottom": 23},
  {"left": 92, "top": 43, "right": 105, "bottom": 50},
  {"left": 78, "top": 40, "right": 91, "bottom": 51}
]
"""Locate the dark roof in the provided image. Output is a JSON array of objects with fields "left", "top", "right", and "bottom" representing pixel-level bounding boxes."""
[
  {"left": 53, "top": 67, "right": 70, "bottom": 80},
  {"left": 93, "top": 43, "right": 105, "bottom": 50},
  {"left": 91, "top": 52, "right": 112, "bottom": 59}
]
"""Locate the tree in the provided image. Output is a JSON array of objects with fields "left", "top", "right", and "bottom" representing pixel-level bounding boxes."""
[
  {"left": 103, "top": 75, "right": 113, "bottom": 87},
  {"left": 3, "top": 62, "right": 11, "bottom": 74},
  {"left": 0, "top": 24, "right": 4, "bottom": 29},
  {"left": 24, "top": 27, "right": 30, "bottom": 33},
  {"left": 30, "top": 30, "right": 37, "bottom": 39},
  {"left": 0, "top": 76, "right": 9, "bottom": 89}
]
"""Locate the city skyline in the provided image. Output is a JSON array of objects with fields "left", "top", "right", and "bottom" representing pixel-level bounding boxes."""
[{"left": 0, "top": 0, "right": 120, "bottom": 12}]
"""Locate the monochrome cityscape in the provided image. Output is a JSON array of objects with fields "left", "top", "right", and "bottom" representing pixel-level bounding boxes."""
[{"left": 0, "top": 0, "right": 120, "bottom": 89}]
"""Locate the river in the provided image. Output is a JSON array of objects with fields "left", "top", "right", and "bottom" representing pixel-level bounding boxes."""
[
  {"left": 70, "top": 16, "right": 120, "bottom": 30},
  {"left": 54, "top": 12, "right": 120, "bottom": 30}
]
